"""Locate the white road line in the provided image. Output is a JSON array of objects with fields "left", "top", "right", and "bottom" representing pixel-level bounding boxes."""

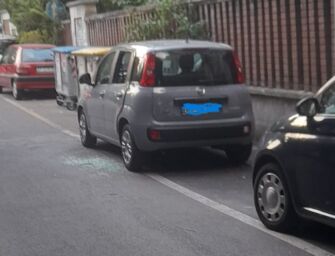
[
  {"left": 2, "top": 96, "right": 79, "bottom": 139},
  {"left": 2, "top": 95, "right": 333, "bottom": 256},
  {"left": 148, "top": 174, "right": 333, "bottom": 256}
]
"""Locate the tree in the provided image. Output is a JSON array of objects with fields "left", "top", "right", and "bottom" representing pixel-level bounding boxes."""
[
  {"left": 0, "top": 0, "right": 154, "bottom": 44},
  {"left": 0, "top": 0, "right": 150, "bottom": 42},
  {"left": 0, "top": 0, "right": 55, "bottom": 43}
]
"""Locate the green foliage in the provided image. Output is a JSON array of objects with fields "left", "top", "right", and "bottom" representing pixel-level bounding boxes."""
[
  {"left": 0, "top": 0, "right": 56, "bottom": 43},
  {"left": 126, "top": 0, "right": 207, "bottom": 42},
  {"left": 14, "top": 2, "right": 53, "bottom": 31},
  {"left": 18, "top": 30, "right": 53, "bottom": 44},
  {"left": 0, "top": 0, "right": 150, "bottom": 44}
]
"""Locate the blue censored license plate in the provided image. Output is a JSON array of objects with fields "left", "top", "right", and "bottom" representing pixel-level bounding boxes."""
[{"left": 181, "top": 102, "right": 222, "bottom": 116}]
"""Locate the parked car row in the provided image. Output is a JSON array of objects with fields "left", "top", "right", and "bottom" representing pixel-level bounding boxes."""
[{"left": 0, "top": 39, "right": 334, "bottom": 233}]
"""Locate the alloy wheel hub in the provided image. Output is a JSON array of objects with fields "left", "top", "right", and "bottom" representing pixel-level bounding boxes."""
[
  {"left": 257, "top": 172, "right": 286, "bottom": 222},
  {"left": 121, "top": 131, "right": 132, "bottom": 165},
  {"left": 79, "top": 114, "right": 87, "bottom": 139}
]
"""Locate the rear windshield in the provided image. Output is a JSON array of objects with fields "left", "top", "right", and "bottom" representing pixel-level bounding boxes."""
[
  {"left": 22, "top": 49, "right": 54, "bottom": 63},
  {"left": 151, "top": 49, "right": 237, "bottom": 86}
]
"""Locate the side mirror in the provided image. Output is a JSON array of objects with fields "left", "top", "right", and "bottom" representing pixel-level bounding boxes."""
[
  {"left": 79, "top": 73, "right": 93, "bottom": 85},
  {"left": 296, "top": 97, "right": 320, "bottom": 118}
]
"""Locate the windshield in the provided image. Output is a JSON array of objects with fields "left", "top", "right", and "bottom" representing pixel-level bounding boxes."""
[
  {"left": 153, "top": 49, "right": 236, "bottom": 86},
  {"left": 22, "top": 48, "right": 54, "bottom": 63}
]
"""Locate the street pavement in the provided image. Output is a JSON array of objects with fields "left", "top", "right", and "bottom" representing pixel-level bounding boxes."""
[{"left": 0, "top": 91, "right": 334, "bottom": 256}]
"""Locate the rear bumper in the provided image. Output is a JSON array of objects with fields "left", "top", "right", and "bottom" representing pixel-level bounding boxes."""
[
  {"left": 15, "top": 76, "right": 55, "bottom": 90},
  {"left": 132, "top": 119, "right": 254, "bottom": 151},
  {"left": 148, "top": 123, "right": 251, "bottom": 142}
]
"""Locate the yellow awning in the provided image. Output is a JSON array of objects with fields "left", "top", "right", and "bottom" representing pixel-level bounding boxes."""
[{"left": 72, "top": 47, "right": 112, "bottom": 57}]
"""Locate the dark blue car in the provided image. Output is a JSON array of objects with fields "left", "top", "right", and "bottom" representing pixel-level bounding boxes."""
[{"left": 253, "top": 76, "right": 335, "bottom": 232}]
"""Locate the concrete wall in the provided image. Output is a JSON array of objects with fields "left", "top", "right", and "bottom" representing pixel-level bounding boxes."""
[
  {"left": 59, "top": 21, "right": 72, "bottom": 45},
  {"left": 67, "top": 0, "right": 98, "bottom": 46},
  {"left": 249, "top": 87, "right": 314, "bottom": 140}
]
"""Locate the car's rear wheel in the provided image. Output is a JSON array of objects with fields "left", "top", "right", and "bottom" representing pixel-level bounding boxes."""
[
  {"left": 12, "top": 81, "right": 23, "bottom": 100},
  {"left": 225, "top": 144, "right": 252, "bottom": 164},
  {"left": 0, "top": 86, "right": 3, "bottom": 93},
  {"left": 79, "top": 110, "right": 97, "bottom": 148},
  {"left": 254, "top": 162, "right": 298, "bottom": 232},
  {"left": 121, "top": 125, "right": 144, "bottom": 172},
  {"left": 56, "top": 94, "right": 63, "bottom": 106}
]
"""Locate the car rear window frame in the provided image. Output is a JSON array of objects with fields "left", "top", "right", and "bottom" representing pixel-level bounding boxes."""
[{"left": 145, "top": 48, "right": 238, "bottom": 87}]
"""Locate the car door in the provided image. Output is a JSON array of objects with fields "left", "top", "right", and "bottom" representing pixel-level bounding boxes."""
[
  {"left": 0, "top": 46, "right": 17, "bottom": 87},
  {"left": 85, "top": 52, "right": 116, "bottom": 136},
  {"left": 293, "top": 82, "right": 335, "bottom": 215},
  {"left": 104, "top": 50, "right": 133, "bottom": 141}
]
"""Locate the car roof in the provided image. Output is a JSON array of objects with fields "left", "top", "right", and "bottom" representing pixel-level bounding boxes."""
[
  {"left": 316, "top": 76, "right": 335, "bottom": 96},
  {"left": 117, "top": 40, "right": 233, "bottom": 52},
  {"left": 11, "top": 44, "right": 55, "bottom": 49}
]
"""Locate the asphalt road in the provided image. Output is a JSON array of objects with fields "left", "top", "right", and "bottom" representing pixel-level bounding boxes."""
[{"left": 0, "top": 91, "right": 335, "bottom": 256}]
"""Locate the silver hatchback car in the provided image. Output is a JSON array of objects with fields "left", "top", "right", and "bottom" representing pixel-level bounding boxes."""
[{"left": 78, "top": 40, "right": 254, "bottom": 171}]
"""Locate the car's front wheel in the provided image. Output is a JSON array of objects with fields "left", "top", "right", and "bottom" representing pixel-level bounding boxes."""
[
  {"left": 12, "top": 81, "right": 23, "bottom": 100},
  {"left": 78, "top": 110, "right": 97, "bottom": 148},
  {"left": 0, "top": 86, "right": 3, "bottom": 94},
  {"left": 121, "top": 125, "right": 144, "bottom": 172},
  {"left": 254, "top": 162, "right": 298, "bottom": 232}
]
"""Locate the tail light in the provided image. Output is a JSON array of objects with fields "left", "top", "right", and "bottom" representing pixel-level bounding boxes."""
[
  {"left": 148, "top": 129, "right": 161, "bottom": 141},
  {"left": 233, "top": 51, "right": 245, "bottom": 84},
  {"left": 140, "top": 53, "right": 156, "bottom": 87},
  {"left": 16, "top": 65, "right": 31, "bottom": 75}
]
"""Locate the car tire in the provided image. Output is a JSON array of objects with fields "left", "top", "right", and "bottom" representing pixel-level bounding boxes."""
[
  {"left": 225, "top": 144, "right": 252, "bottom": 164},
  {"left": 121, "top": 124, "right": 144, "bottom": 172},
  {"left": 56, "top": 96, "right": 63, "bottom": 106},
  {"left": 254, "top": 162, "right": 298, "bottom": 232},
  {"left": 66, "top": 101, "right": 77, "bottom": 111},
  {"left": 12, "top": 81, "right": 23, "bottom": 100},
  {"left": 0, "top": 86, "right": 3, "bottom": 93},
  {"left": 78, "top": 110, "right": 97, "bottom": 148}
]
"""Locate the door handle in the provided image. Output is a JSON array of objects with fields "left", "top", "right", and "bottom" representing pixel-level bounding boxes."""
[{"left": 99, "top": 90, "right": 106, "bottom": 98}]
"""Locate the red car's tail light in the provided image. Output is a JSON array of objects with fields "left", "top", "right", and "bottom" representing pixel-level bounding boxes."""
[
  {"left": 16, "top": 65, "right": 31, "bottom": 75},
  {"left": 140, "top": 53, "right": 156, "bottom": 87}
]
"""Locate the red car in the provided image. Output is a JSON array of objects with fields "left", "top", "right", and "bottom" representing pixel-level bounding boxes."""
[{"left": 0, "top": 44, "right": 55, "bottom": 100}]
